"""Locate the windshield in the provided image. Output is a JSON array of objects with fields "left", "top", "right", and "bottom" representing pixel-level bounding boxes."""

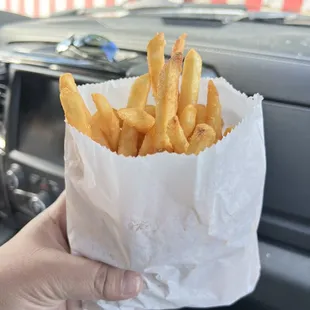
[{"left": 0, "top": 0, "right": 309, "bottom": 18}]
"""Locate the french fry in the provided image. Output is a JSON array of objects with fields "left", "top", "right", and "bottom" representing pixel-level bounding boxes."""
[
  {"left": 113, "top": 108, "right": 123, "bottom": 127},
  {"left": 224, "top": 126, "right": 235, "bottom": 137},
  {"left": 145, "top": 105, "right": 156, "bottom": 118},
  {"left": 92, "top": 93, "right": 120, "bottom": 152},
  {"left": 179, "top": 104, "right": 197, "bottom": 138},
  {"left": 178, "top": 49, "right": 202, "bottom": 116},
  {"left": 167, "top": 116, "right": 189, "bottom": 154},
  {"left": 118, "top": 74, "right": 151, "bottom": 156},
  {"left": 147, "top": 33, "right": 166, "bottom": 99},
  {"left": 127, "top": 74, "right": 151, "bottom": 109},
  {"left": 59, "top": 73, "right": 78, "bottom": 93},
  {"left": 205, "top": 81, "right": 223, "bottom": 142},
  {"left": 59, "top": 74, "right": 91, "bottom": 122},
  {"left": 60, "top": 88, "right": 91, "bottom": 136},
  {"left": 186, "top": 124, "right": 216, "bottom": 155},
  {"left": 118, "top": 125, "right": 139, "bottom": 157},
  {"left": 117, "top": 108, "right": 155, "bottom": 134},
  {"left": 195, "top": 104, "right": 207, "bottom": 125},
  {"left": 60, "top": 34, "right": 228, "bottom": 158},
  {"left": 155, "top": 53, "right": 183, "bottom": 152},
  {"left": 171, "top": 33, "right": 187, "bottom": 56},
  {"left": 89, "top": 112, "right": 110, "bottom": 148},
  {"left": 137, "top": 133, "right": 145, "bottom": 152},
  {"left": 139, "top": 126, "right": 156, "bottom": 156}
]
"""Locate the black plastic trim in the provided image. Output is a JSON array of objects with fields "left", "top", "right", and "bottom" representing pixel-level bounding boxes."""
[
  {"left": 251, "top": 241, "right": 310, "bottom": 310},
  {"left": 4, "top": 64, "right": 107, "bottom": 156},
  {"left": 259, "top": 212, "right": 310, "bottom": 253},
  {"left": 9, "top": 150, "right": 64, "bottom": 179},
  {"left": 0, "top": 221, "right": 16, "bottom": 245},
  {"left": 1, "top": 23, "right": 310, "bottom": 105}
]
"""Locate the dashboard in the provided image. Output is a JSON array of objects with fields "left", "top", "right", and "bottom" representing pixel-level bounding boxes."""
[{"left": 0, "top": 13, "right": 309, "bottom": 310}]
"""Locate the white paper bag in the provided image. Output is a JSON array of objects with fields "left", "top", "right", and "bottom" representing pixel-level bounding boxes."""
[{"left": 64, "top": 77, "right": 266, "bottom": 310}]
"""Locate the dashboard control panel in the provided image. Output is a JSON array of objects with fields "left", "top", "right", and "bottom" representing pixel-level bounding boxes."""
[
  {"left": 0, "top": 64, "right": 105, "bottom": 226},
  {"left": 5, "top": 160, "right": 64, "bottom": 227}
]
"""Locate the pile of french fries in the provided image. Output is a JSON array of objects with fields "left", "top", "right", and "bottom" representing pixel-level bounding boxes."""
[{"left": 59, "top": 33, "right": 234, "bottom": 157}]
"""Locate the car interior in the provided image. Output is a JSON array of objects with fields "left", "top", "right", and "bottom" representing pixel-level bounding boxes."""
[{"left": 0, "top": 1, "right": 309, "bottom": 310}]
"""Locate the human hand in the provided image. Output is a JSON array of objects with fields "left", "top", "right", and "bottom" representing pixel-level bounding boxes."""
[{"left": 0, "top": 192, "right": 143, "bottom": 310}]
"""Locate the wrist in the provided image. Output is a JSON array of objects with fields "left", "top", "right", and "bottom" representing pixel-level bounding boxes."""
[{"left": 0, "top": 244, "right": 23, "bottom": 309}]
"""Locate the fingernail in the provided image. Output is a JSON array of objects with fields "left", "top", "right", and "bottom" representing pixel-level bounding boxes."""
[{"left": 121, "top": 271, "right": 143, "bottom": 296}]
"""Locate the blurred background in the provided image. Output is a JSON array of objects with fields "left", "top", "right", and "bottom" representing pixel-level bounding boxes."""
[{"left": 1, "top": 0, "right": 310, "bottom": 18}]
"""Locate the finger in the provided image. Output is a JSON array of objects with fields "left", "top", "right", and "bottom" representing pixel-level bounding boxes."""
[
  {"left": 19, "top": 192, "right": 67, "bottom": 240},
  {"left": 51, "top": 253, "right": 143, "bottom": 302},
  {"left": 47, "top": 191, "right": 67, "bottom": 235},
  {"left": 67, "top": 300, "right": 82, "bottom": 310}
]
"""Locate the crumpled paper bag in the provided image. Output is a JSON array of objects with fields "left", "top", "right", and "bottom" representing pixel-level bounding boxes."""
[{"left": 64, "top": 77, "right": 266, "bottom": 310}]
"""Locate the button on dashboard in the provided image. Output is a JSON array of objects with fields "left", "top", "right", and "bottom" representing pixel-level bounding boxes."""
[
  {"left": 28, "top": 190, "right": 52, "bottom": 215},
  {"left": 48, "top": 180, "right": 60, "bottom": 195},
  {"left": 29, "top": 173, "right": 41, "bottom": 185},
  {"left": 6, "top": 163, "right": 24, "bottom": 191},
  {"left": 12, "top": 189, "right": 31, "bottom": 206}
]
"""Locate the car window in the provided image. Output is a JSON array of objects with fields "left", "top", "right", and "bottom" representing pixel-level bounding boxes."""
[{"left": 0, "top": 0, "right": 309, "bottom": 19}]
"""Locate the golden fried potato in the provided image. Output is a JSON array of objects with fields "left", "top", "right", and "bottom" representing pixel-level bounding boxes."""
[
  {"left": 186, "top": 124, "right": 216, "bottom": 155},
  {"left": 178, "top": 49, "right": 202, "bottom": 116},
  {"left": 92, "top": 93, "right": 120, "bottom": 152},
  {"left": 179, "top": 104, "right": 197, "bottom": 138},
  {"left": 89, "top": 112, "right": 110, "bottom": 148},
  {"left": 145, "top": 105, "right": 156, "bottom": 118},
  {"left": 195, "top": 103, "right": 206, "bottom": 125},
  {"left": 127, "top": 74, "right": 151, "bottom": 109},
  {"left": 59, "top": 73, "right": 78, "bottom": 93},
  {"left": 155, "top": 53, "right": 183, "bottom": 152},
  {"left": 171, "top": 33, "right": 187, "bottom": 56},
  {"left": 167, "top": 116, "right": 188, "bottom": 154},
  {"left": 224, "top": 126, "right": 235, "bottom": 137},
  {"left": 113, "top": 108, "right": 123, "bottom": 127},
  {"left": 139, "top": 126, "right": 156, "bottom": 156},
  {"left": 60, "top": 88, "right": 91, "bottom": 136},
  {"left": 117, "top": 108, "right": 155, "bottom": 134},
  {"left": 59, "top": 74, "right": 91, "bottom": 121},
  {"left": 118, "top": 124, "right": 139, "bottom": 157},
  {"left": 59, "top": 34, "right": 228, "bottom": 158},
  {"left": 147, "top": 33, "right": 166, "bottom": 99},
  {"left": 205, "top": 81, "right": 223, "bottom": 142},
  {"left": 118, "top": 74, "right": 151, "bottom": 156},
  {"left": 137, "top": 132, "right": 145, "bottom": 152}
]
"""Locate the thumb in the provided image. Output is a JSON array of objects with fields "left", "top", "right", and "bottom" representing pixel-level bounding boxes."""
[{"left": 51, "top": 253, "right": 143, "bottom": 302}]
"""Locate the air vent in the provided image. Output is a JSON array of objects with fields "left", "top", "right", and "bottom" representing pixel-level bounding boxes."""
[{"left": 0, "top": 62, "right": 8, "bottom": 123}]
